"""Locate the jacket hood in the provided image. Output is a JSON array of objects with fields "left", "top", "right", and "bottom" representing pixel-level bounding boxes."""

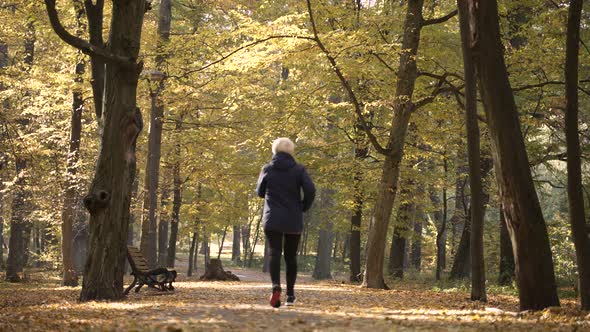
[{"left": 269, "top": 152, "right": 296, "bottom": 170}]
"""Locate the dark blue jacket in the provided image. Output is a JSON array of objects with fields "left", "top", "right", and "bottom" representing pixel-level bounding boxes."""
[{"left": 256, "top": 152, "right": 316, "bottom": 234}]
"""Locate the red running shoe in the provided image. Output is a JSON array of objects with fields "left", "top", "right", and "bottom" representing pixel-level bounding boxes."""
[{"left": 269, "top": 286, "right": 281, "bottom": 308}]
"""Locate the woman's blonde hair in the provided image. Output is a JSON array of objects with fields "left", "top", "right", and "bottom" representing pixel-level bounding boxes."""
[{"left": 272, "top": 137, "right": 295, "bottom": 155}]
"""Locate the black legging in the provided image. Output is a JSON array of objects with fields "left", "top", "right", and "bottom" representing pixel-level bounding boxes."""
[{"left": 265, "top": 230, "right": 301, "bottom": 296}]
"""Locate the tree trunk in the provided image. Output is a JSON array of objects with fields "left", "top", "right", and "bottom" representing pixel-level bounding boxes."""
[
  {"left": 192, "top": 233, "right": 198, "bottom": 272},
  {"left": 125, "top": 175, "right": 138, "bottom": 274},
  {"left": 469, "top": 0, "right": 559, "bottom": 310},
  {"left": 157, "top": 181, "right": 169, "bottom": 267},
  {"left": 83, "top": 0, "right": 105, "bottom": 121},
  {"left": 432, "top": 181, "right": 447, "bottom": 280},
  {"left": 61, "top": 52, "right": 85, "bottom": 286},
  {"left": 5, "top": 159, "right": 31, "bottom": 282},
  {"left": 188, "top": 231, "right": 198, "bottom": 277},
  {"left": 450, "top": 161, "right": 468, "bottom": 255},
  {"left": 0, "top": 41, "right": 7, "bottom": 271},
  {"left": 498, "top": 205, "right": 515, "bottom": 285},
  {"left": 410, "top": 213, "right": 422, "bottom": 271},
  {"left": 139, "top": 90, "right": 162, "bottom": 269},
  {"left": 449, "top": 161, "right": 469, "bottom": 279},
  {"left": 200, "top": 258, "right": 239, "bottom": 281},
  {"left": 449, "top": 211, "right": 471, "bottom": 280},
  {"left": 217, "top": 226, "right": 228, "bottom": 260},
  {"left": 77, "top": 0, "right": 147, "bottom": 301},
  {"left": 332, "top": 234, "right": 339, "bottom": 261},
  {"left": 166, "top": 143, "right": 181, "bottom": 268},
  {"left": 349, "top": 168, "right": 364, "bottom": 282},
  {"left": 389, "top": 199, "right": 413, "bottom": 278},
  {"left": 342, "top": 234, "right": 349, "bottom": 262},
  {"left": 5, "top": 24, "right": 35, "bottom": 283},
  {"left": 458, "top": 0, "right": 486, "bottom": 302},
  {"left": 203, "top": 235, "right": 211, "bottom": 269},
  {"left": 313, "top": 188, "right": 334, "bottom": 280},
  {"left": 362, "top": 0, "right": 424, "bottom": 289},
  {"left": 564, "top": 0, "right": 590, "bottom": 310},
  {"left": 0, "top": 212, "right": 4, "bottom": 270},
  {"left": 140, "top": 0, "right": 171, "bottom": 269},
  {"left": 232, "top": 225, "right": 241, "bottom": 264},
  {"left": 248, "top": 210, "right": 262, "bottom": 268}
]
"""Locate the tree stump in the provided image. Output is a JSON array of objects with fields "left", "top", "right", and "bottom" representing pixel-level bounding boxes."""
[{"left": 199, "top": 259, "right": 240, "bottom": 281}]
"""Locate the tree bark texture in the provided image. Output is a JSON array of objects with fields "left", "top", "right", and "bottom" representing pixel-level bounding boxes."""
[
  {"left": 83, "top": 0, "right": 105, "bottom": 120},
  {"left": 232, "top": 225, "right": 241, "bottom": 264},
  {"left": 468, "top": 0, "right": 559, "bottom": 310},
  {"left": 363, "top": 0, "right": 424, "bottom": 288},
  {"left": 564, "top": 0, "right": 590, "bottom": 310},
  {"left": 410, "top": 212, "right": 423, "bottom": 271},
  {"left": 166, "top": 119, "right": 182, "bottom": 268},
  {"left": 362, "top": 0, "right": 424, "bottom": 289},
  {"left": 431, "top": 184, "right": 447, "bottom": 280},
  {"left": 449, "top": 210, "right": 471, "bottom": 280},
  {"left": 388, "top": 196, "right": 413, "bottom": 278},
  {"left": 78, "top": 0, "right": 147, "bottom": 301},
  {"left": 140, "top": 0, "right": 171, "bottom": 268},
  {"left": 188, "top": 231, "right": 198, "bottom": 277},
  {"left": 0, "top": 42, "right": 6, "bottom": 270},
  {"left": 61, "top": 53, "right": 85, "bottom": 286},
  {"left": 157, "top": 181, "right": 170, "bottom": 267},
  {"left": 458, "top": 0, "right": 486, "bottom": 302},
  {"left": 498, "top": 206, "right": 515, "bottom": 285},
  {"left": 349, "top": 126, "right": 368, "bottom": 282}
]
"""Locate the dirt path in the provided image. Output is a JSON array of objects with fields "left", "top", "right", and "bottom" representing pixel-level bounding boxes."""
[{"left": 0, "top": 269, "right": 589, "bottom": 331}]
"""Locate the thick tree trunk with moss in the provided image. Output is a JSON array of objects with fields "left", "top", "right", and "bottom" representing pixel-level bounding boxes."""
[
  {"left": 469, "top": 0, "right": 559, "bottom": 310},
  {"left": 458, "top": 0, "right": 486, "bottom": 301},
  {"left": 362, "top": 0, "right": 423, "bottom": 289},
  {"left": 77, "top": 1, "right": 146, "bottom": 301},
  {"left": 564, "top": 0, "right": 590, "bottom": 310}
]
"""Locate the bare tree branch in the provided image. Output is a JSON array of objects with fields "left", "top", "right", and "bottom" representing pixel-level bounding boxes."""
[
  {"left": 512, "top": 78, "right": 590, "bottom": 96},
  {"left": 44, "top": 0, "right": 136, "bottom": 66},
  {"left": 306, "top": 0, "right": 389, "bottom": 155},
  {"left": 170, "top": 35, "right": 315, "bottom": 80},
  {"left": 422, "top": 9, "right": 458, "bottom": 27},
  {"left": 370, "top": 51, "right": 397, "bottom": 75}
]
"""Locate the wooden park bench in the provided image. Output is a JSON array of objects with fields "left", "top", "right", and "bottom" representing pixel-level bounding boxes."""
[{"left": 124, "top": 246, "right": 177, "bottom": 295}]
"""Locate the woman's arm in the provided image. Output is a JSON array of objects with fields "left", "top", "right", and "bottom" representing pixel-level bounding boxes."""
[
  {"left": 256, "top": 166, "right": 268, "bottom": 198},
  {"left": 301, "top": 167, "right": 316, "bottom": 212}
]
